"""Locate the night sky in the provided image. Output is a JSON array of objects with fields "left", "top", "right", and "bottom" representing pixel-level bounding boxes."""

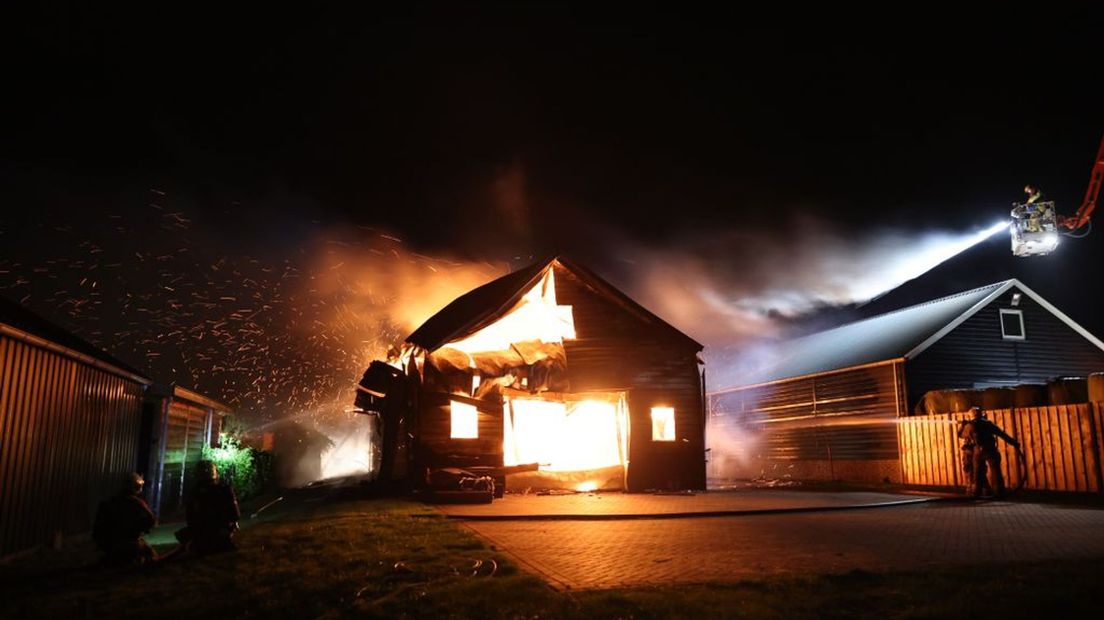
[{"left": 3, "top": 3, "right": 1103, "bottom": 419}]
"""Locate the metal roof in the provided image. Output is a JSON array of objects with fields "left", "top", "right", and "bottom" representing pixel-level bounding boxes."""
[
  {"left": 737, "top": 280, "right": 1016, "bottom": 387},
  {"left": 0, "top": 294, "right": 151, "bottom": 384}
]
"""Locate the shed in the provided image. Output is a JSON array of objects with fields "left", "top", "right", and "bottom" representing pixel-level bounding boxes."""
[
  {"left": 0, "top": 296, "right": 232, "bottom": 557},
  {"left": 142, "top": 385, "right": 231, "bottom": 517},
  {"left": 1, "top": 296, "right": 150, "bottom": 558},
  {"left": 708, "top": 279, "right": 1104, "bottom": 484},
  {"left": 355, "top": 256, "right": 706, "bottom": 493}
]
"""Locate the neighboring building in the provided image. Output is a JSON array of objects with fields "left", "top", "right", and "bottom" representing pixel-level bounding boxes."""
[
  {"left": 708, "top": 279, "right": 1104, "bottom": 484},
  {"left": 0, "top": 297, "right": 230, "bottom": 558},
  {"left": 356, "top": 256, "right": 707, "bottom": 493},
  {"left": 143, "top": 385, "right": 230, "bottom": 517}
]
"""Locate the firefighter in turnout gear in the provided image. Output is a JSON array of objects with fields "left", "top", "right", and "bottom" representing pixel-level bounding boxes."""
[
  {"left": 178, "top": 461, "right": 241, "bottom": 555},
  {"left": 959, "top": 407, "right": 1020, "bottom": 498},
  {"left": 92, "top": 472, "right": 157, "bottom": 566}
]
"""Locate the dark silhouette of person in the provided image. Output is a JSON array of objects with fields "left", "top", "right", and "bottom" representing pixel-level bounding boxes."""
[
  {"left": 179, "top": 460, "right": 241, "bottom": 554},
  {"left": 1023, "top": 184, "right": 1044, "bottom": 205},
  {"left": 959, "top": 407, "right": 1020, "bottom": 498},
  {"left": 92, "top": 472, "right": 157, "bottom": 566}
]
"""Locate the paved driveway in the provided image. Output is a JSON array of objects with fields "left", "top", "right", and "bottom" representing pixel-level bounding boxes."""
[
  {"left": 463, "top": 501, "right": 1104, "bottom": 589},
  {"left": 438, "top": 489, "right": 931, "bottom": 518}
]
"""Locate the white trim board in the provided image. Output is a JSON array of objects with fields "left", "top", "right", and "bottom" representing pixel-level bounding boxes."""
[{"left": 904, "top": 279, "right": 1104, "bottom": 359}]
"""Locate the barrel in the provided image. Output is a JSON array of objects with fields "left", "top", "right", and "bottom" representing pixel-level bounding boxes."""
[
  {"left": 1012, "top": 384, "right": 1047, "bottom": 408},
  {"left": 1047, "top": 376, "right": 1089, "bottom": 405},
  {"left": 947, "top": 389, "right": 980, "bottom": 412},
  {"left": 979, "top": 387, "right": 1015, "bottom": 410},
  {"left": 915, "top": 390, "right": 952, "bottom": 415},
  {"left": 1089, "top": 373, "right": 1104, "bottom": 403}
]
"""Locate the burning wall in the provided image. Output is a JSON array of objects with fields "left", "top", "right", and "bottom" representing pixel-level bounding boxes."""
[{"left": 359, "top": 257, "right": 708, "bottom": 493}]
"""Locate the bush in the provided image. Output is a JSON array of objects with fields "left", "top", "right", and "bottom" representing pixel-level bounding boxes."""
[{"left": 202, "top": 434, "right": 272, "bottom": 499}]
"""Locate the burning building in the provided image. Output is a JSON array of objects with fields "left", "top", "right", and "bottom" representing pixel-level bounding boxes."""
[
  {"left": 708, "top": 279, "right": 1104, "bottom": 485},
  {"left": 355, "top": 256, "right": 706, "bottom": 495}
]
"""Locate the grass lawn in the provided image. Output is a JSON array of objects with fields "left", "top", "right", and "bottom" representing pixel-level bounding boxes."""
[{"left": 1, "top": 493, "right": 1100, "bottom": 619}]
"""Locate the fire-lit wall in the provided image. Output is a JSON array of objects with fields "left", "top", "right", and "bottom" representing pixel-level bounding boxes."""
[
  {"left": 0, "top": 328, "right": 148, "bottom": 559},
  {"left": 708, "top": 361, "right": 906, "bottom": 486},
  {"left": 554, "top": 263, "right": 707, "bottom": 491}
]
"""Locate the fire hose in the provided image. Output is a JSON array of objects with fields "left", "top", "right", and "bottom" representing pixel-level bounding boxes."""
[{"left": 1008, "top": 444, "right": 1028, "bottom": 498}]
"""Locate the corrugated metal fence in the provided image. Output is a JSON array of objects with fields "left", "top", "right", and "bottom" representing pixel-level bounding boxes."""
[
  {"left": 898, "top": 403, "right": 1104, "bottom": 492},
  {"left": 0, "top": 334, "right": 146, "bottom": 558}
]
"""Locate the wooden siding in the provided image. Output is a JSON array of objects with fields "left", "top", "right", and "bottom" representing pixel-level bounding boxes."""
[
  {"left": 899, "top": 404, "right": 1104, "bottom": 492},
  {"left": 0, "top": 334, "right": 145, "bottom": 558},
  {"left": 553, "top": 264, "right": 706, "bottom": 490},
  {"left": 155, "top": 399, "right": 212, "bottom": 515},
  {"left": 906, "top": 289, "right": 1104, "bottom": 410},
  {"left": 708, "top": 362, "right": 904, "bottom": 483},
  {"left": 415, "top": 391, "right": 505, "bottom": 471}
]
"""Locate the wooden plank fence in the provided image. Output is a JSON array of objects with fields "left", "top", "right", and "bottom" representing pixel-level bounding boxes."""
[{"left": 898, "top": 403, "right": 1104, "bottom": 493}]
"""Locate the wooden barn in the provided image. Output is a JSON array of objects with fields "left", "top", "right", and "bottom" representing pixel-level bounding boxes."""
[
  {"left": 708, "top": 279, "right": 1104, "bottom": 485},
  {"left": 355, "top": 256, "right": 706, "bottom": 494}
]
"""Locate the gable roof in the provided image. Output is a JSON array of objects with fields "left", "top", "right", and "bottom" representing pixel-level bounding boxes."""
[
  {"left": 405, "top": 256, "right": 703, "bottom": 352},
  {"left": 856, "top": 229, "right": 1104, "bottom": 341},
  {"left": 735, "top": 279, "right": 1104, "bottom": 387}
]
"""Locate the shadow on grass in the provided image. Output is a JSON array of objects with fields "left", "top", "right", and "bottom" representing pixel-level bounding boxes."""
[{"left": 2, "top": 486, "right": 1102, "bottom": 619}]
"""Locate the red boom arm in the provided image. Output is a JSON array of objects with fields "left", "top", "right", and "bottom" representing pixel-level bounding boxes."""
[{"left": 1059, "top": 132, "right": 1104, "bottom": 231}]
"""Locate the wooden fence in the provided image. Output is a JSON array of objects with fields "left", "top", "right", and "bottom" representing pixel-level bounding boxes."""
[{"left": 897, "top": 403, "right": 1104, "bottom": 493}]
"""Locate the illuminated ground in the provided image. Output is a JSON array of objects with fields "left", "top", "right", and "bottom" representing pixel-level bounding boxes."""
[
  {"left": 3, "top": 489, "right": 1104, "bottom": 619},
  {"left": 463, "top": 499, "right": 1104, "bottom": 589},
  {"left": 437, "top": 489, "right": 933, "bottom": 518}
]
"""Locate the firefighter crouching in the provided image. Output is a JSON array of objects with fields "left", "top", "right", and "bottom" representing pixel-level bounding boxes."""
[
  {"left": 176, "top": 461, "right": 241, "bottom": 555},
  {"left": 93, "top": 472, "right": 157, "bottom": 566},
  {"left": 958, "top": 407, "right": 1020, "bottom": 498}
]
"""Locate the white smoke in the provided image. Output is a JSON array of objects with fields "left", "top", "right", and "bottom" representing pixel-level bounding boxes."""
[{"left": 618, "top": 218, "right": 1008, "bottom": 348}]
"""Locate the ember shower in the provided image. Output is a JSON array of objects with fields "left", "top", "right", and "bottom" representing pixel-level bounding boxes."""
[{"left": 0, "top": 191, "right": 1005, "bottom": 478}]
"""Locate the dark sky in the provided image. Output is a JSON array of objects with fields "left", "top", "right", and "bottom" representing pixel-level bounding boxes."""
[
  {"left": 7, "top": 3, "right": 1103, "bottom": 245},
  {"left": 3, "top": 3, "right": 1103, "bottom": 415}
]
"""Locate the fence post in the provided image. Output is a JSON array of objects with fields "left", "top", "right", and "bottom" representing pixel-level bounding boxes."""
[{"left": 1087, "top": 402, "right": 1104, "bottom": 494}]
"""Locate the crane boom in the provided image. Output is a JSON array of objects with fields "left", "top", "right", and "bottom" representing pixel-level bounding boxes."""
[{"left": 1059, "top": 132, "right": 1104, "bottom": 231}]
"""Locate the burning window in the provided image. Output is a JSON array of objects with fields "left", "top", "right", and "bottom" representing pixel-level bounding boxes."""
[
  {"left": 504, "top": 395, "right": 628, "bottom": 473},
  {"left": 651, "top": 407, "right": 676, "bottom": 441},
  {"left": 450, "top": 400, "right": 479, "bottom": 439},
  {"left": 1000, "top": 309, "right": 1026, "bottom": 341}
]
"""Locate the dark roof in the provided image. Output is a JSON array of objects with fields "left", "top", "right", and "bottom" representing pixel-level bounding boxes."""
[
  {"left": 405, "top": 259, "right": 550, "bottom": 350},
  {"left": 405, "top": 256, "right": 703, "bottom": 351},
  {"left": 734, "top": 279, "right": 1104, "bottom": 387},
  {"left": 0, "top": 295, "right": 149, "bottom": 381},
  {"left": 857, "top": 230, "right": 1104, "bottom": 340}
]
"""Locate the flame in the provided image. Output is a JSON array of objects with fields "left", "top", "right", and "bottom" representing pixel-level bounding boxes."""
[
  {"left": 575, "top": 481, "right": 598, "bottom": 492},
  {"left": 447, "top": 268, "right": 575, "bottom": 354},
  {"left": 504, "top": 395, "right": 628, "bottom": 474}
]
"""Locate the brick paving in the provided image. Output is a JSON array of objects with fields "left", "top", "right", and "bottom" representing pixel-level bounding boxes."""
[
  {"left": 438, "top": 489, "right": 932, "bottom": 518},
  {"left": 462, "top": 501, "right": 1104, "bottom": 589}
]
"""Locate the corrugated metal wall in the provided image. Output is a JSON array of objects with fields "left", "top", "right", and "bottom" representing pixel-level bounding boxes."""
[
  {"left": 0, "top": 334, "right": 146, "bottom": 558},
  {"left": 708, "top": 361, "right": 904, "bottom": 483},
  {"left": 907, "top": 289, "right": 1104, "bottom": 410}
]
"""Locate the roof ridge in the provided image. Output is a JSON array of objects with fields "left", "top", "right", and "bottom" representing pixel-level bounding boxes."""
[{"left": 786, "top": 279, "right": 1013, "bottom": 345}]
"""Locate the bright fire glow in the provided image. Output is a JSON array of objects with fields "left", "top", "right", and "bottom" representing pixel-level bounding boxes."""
[
  {"left": 651, "top": 406, "right": 676, "bottom": 441},
  {"left": 450, "top": 400, "right": 479, "bottom": 439},
  {"left": 504, "top": 396, "right": 628, "bottom": 472},
  {"left": 575, "top": 481, "right": 598, "bottom": 492},
  {"left": 447, "top": 269, "right": 575, "bottom": 354}
]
